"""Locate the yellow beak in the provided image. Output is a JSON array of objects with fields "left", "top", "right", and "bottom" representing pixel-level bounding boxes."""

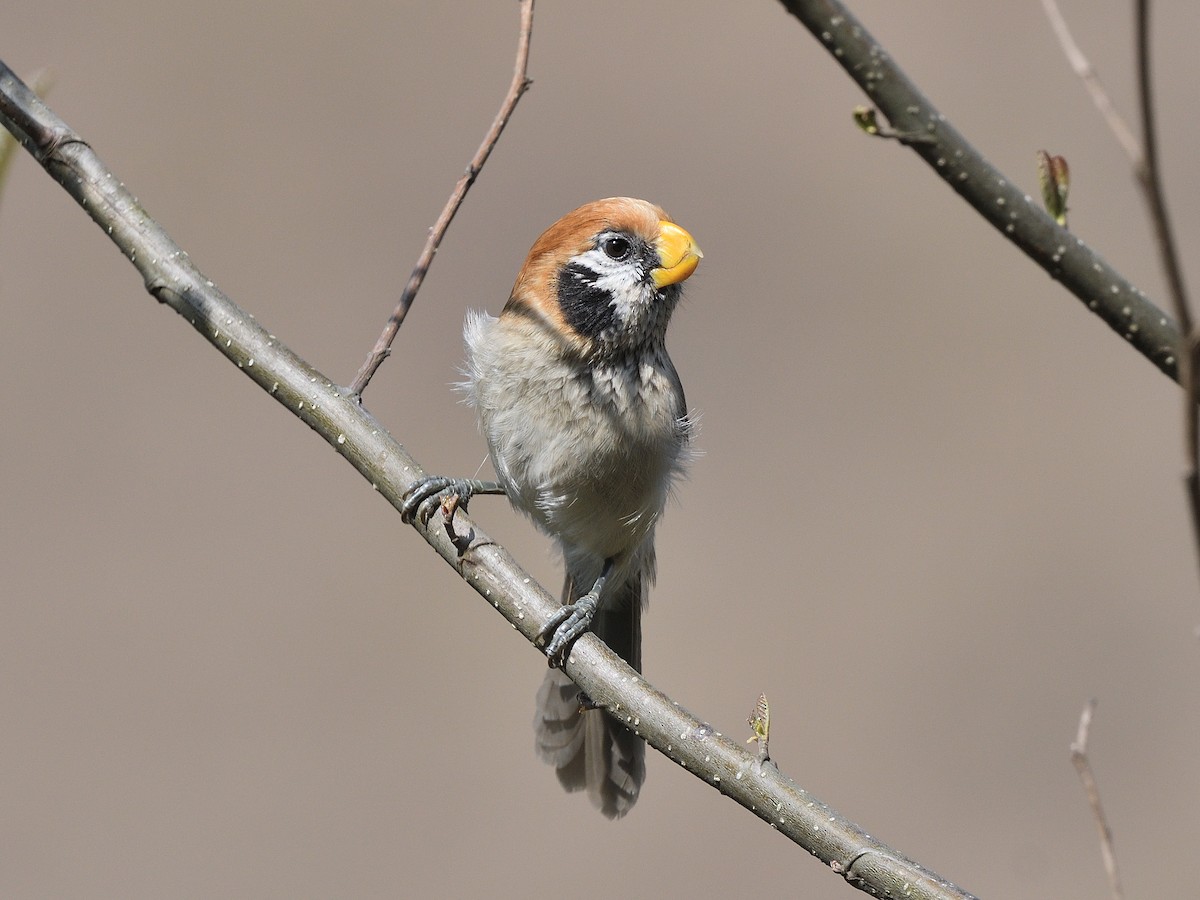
[{"left": 651, "top": 221, "right": 703, "bottom": 288}]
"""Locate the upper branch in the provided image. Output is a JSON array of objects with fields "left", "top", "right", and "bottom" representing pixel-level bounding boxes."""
[{"left": 778, "top": 0, "right": 1182, "bottom": 383}]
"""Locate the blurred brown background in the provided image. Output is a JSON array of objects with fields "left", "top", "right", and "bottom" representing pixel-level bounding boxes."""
[{"left": 3, "top": 1, "right": 1198, "bottom": 897}]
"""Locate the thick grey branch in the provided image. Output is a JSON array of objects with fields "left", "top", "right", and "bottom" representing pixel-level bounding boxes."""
[
  {"left": 777, "top": 0, "right": 1182, "bottom": 383},
  {"left": 0, "top": 61, "right": 978, "bottom": 900}
]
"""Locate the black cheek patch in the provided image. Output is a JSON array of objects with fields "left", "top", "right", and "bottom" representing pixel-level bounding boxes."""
[{"left": 556, "top": 263, "right": 618, "bottom": 340}]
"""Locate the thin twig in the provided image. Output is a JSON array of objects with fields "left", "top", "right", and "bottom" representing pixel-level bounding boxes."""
[
  {"left": 1133, "top": 0, "right": 1200, "bottom": 577},
  {"left": 1042, "top": 0, "right": 1200, "bottom": 577},
  {"left": 1039, "top": 0, "right": 1141, "bottom": 165},
  {"left": 1134, "top": 1, "right": 1190, "bottom": 327},
  {"left": 349, "top": 0, "right": 535, "bottom": 397},
  {"left": 1070, "top": 700, "right": 1124, "bottom": 900}
]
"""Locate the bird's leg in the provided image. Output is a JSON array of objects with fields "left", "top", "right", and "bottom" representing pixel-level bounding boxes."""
[
  {"left": 539, "top": 558, "right": 612, "bottom": 667},
  {"left": 399, "top": 477, "right": 506, "bottom": 525}
]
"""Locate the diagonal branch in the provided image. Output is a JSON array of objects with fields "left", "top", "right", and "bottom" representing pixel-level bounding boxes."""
[
  {"left": 776, "top": 0, "right": 1182, "bottom": 384},
  {"left": 348, "top": 0, "right": 535, "bottom": 398},
  {"left": 0, "top": 61, "right": 979, "bottom": 900}
]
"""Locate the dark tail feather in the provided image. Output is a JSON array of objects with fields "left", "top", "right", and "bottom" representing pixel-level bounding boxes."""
[{"left": 533, "top": 573, "right": 645, "bottom": 818}]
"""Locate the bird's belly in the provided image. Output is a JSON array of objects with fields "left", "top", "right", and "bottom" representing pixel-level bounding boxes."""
[{"left": 490, "top": 393, "right": 679, "bottom": 560}]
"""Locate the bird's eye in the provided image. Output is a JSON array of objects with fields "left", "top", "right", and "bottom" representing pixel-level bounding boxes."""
[{"left": 601, "top": 236, "right": 632, "bottom": 261}]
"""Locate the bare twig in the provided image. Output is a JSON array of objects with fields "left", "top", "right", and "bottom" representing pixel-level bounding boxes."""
[
  {"left": 1039, "top": 0, "right": 1141, "bottom": 165},
  {"left": 1135, "top": 1, "right": 1191, "bottom": 325},
  {"left": 1070, "top": 700, "right": 1124, "bottom": 900},
  {"left": 1, "top": 59, "right": 982, "bottom": 900},
  {"left": 1042, "top": 0, "right": 1200, "bottom": 578},
  {"left": 349, "top": 0, "right": 535, "bottom": 397},
  {"left": 1132, "top": 0, "right": 1200, "bottom": 576}
]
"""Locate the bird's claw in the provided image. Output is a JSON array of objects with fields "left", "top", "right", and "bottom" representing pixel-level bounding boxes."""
[
  {"left": 400, "top": 476, "right": 473, "bottom": 525},
  {"left": 539, "top": 592, "right": 600, "bottom": 667}
]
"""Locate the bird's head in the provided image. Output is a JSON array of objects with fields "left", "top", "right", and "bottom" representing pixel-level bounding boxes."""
[{"left": 505, "top": 197, "right": 702, "bottom": 357}]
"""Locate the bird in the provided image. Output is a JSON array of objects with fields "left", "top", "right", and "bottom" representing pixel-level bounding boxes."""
[{"left": 401, "top": 197, "right": 702, "bottom": 818}]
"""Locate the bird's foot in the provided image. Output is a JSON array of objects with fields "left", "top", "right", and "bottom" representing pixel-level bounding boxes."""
[
  {"left": 399, "top": 477, "right": 502, "bottom": 525},
  {"left": 538, "top": 591, "right": 600, "bottom": 668}
]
